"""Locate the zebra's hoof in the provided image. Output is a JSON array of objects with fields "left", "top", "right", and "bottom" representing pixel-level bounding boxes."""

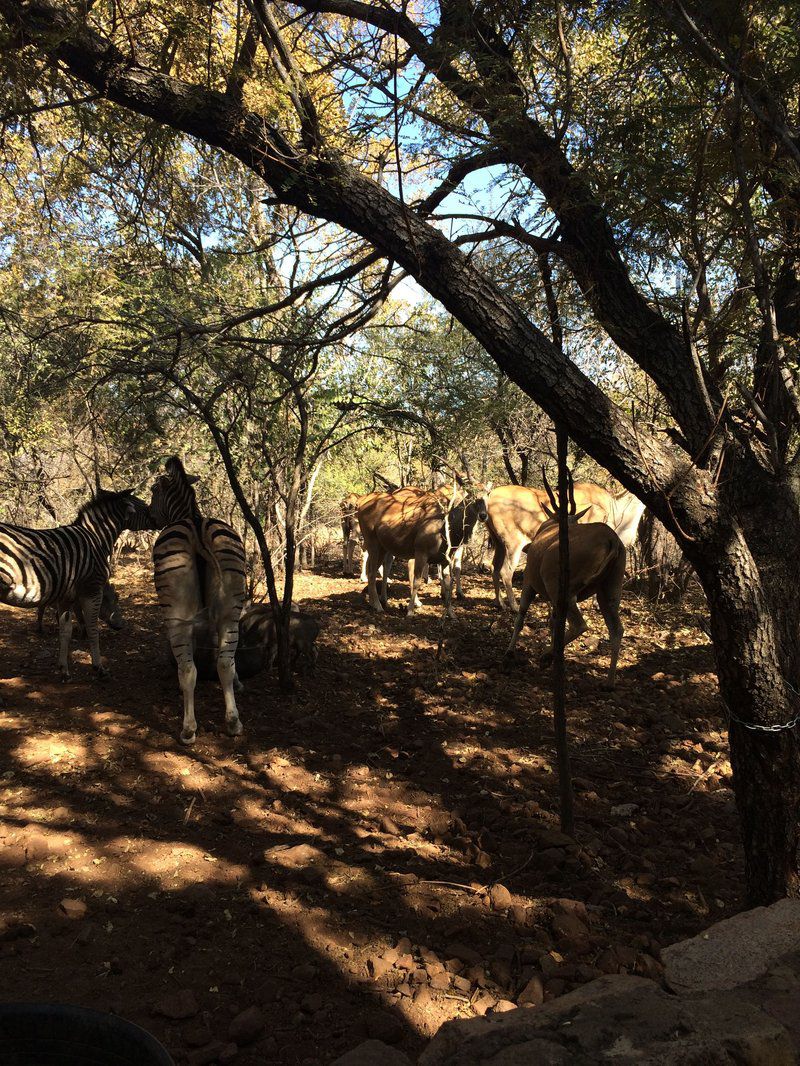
[
  {"left": 227, "top": 719, "right": 244, "bottom": 737},
  {"left": 180, "top": 730, "right": 197, "bottom": 745}
]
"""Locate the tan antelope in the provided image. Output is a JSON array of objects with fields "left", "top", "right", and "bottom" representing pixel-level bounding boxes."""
[
  {"left": 506, "top": 471, "right": 626, "bottom": 686},
  {"left": 487, "top": 480, "right": 645, "bottom": 610},
  {"left": 357, "top": 484, "right": 489, "bottom": 618}
]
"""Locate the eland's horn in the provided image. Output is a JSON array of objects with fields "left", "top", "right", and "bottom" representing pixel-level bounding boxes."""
[{"left": 542, "top": 466, "right": 559, "bottom": 513}]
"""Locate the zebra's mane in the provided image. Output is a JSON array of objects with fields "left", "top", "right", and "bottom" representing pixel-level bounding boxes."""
[
  {"left": 75, "top": 488, "right": 133, "bottom": 521},
  {"left": 165, "top": 456, "right": 201, "bottom": 518}
]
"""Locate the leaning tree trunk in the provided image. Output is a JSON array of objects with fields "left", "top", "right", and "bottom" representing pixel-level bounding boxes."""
[{"left": 690, "top": 481, "right": 800, "bottom": 905}]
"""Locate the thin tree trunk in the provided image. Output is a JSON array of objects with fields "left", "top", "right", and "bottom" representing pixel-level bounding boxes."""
[{"left": 553, "top": 426, "right": 574, "bottom": 836}]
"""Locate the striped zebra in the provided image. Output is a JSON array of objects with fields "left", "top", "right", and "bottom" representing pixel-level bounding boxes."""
[
  {"left": 0, "top": 489, "right": 154, "bottom": 680},
  {"left": 149, "top": 457, "right": 247, "bottom": 745}
]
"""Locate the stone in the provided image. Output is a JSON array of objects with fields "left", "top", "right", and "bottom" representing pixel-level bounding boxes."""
[
  {"left": 610, "top": 803, "right": 638, "bottom": 818},
  {"left": 430, "top": 971, "right": 450, "bottom": 991},
  {"left": 228, "top": 1006, "right": 264, "bottom": 1045},
  {"left": 332, "top": 1040, "right": 413, "bottom": 1066},
  {"left": 489, "top": 884, "right": 513, "bottom": 912},
  {"left": 368, "top": 956, "right": 392, "bottom": 980},
  {"left": 58, "top": 899, "right": 88, "bottom": 920},
  {"left": 365, "top": 1011, "right": 404, "bottom": 1044},
  {"left": 218, "top": 1045, "right": 239, "bottom": 1064},
  {"left": 418, "top": 974, "right": 795, "bottom": 1065},
  {"left": 156, "top": 989, "right": 199, "bottom": 1020},
  {"left": 0, "top": 845, "right": 26, "bottom": 868},
  {"left": 664, "top": 899, "right": 800, "bottom": 995},
  {"left": 517, "top": 975, "right": 544, "bottom": 1007},
  {"left": 187, "top": 1043, "right": 226, "bottom": 1066},
  {"left": 23, "top": 833, "right": 49, "bottom": 861},
  {"left": 491, "top": 1000, "right": 517, "bottom": 1014},
  {"left": 264, "top": 843, "right": 326, "bottom": 868}
]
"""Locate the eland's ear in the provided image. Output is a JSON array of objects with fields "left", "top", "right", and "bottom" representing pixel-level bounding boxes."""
[{"left": 485, "top": 481, "right": 493, "bottom": 493}]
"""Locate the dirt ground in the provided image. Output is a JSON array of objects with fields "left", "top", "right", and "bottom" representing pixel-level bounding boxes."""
[{"left": 0, "top": 554, "right": 739, "bottom": 1064}]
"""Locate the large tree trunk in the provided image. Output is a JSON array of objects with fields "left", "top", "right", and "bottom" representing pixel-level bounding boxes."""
[{"left": 690, "top": 480, "right": 800, "bottom": 905}]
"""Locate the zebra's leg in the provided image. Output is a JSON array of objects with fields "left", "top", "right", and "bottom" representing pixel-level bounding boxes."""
[
  {"left": 35, "top": 603, "right": 45, "bottom": 634},
  {"left": 165, "top": 617, "right": 199, "bottom": 744},
  {"left": 216, "top": 615, "right": 243, "bottom": 737},
  {"left": 57, "top": 604, "right": 73, "bottom": 681},
  {"left": 78, "top": 589, "right": 108, "bottom": 679}
]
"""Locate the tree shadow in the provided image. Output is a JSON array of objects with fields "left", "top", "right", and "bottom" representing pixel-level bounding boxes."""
[{"left": 0, "top": 563, "right": 738, "bottom": 1064}]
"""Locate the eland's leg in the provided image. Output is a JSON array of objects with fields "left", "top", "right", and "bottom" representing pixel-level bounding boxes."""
[
  {"left": 452, "top": 544, "right": 465, "bottom": 599},
  {"left": 408, "top": 553, "right": 425, "bottom": 616},
  {"left": 596, "top": 586, "right": 623, "bottom": 688},
  {"left": 360, "top": 547, "right": 369, "bottom": 583},
  {"left": 440, "top": 562, "right": 454, "bottom": 619},
  {"left": 381, "top": 553, "right": 394, "bottom": 607},
  {"left": 366, "top": 546, "right": 384, "bottom": 612},
  {"left": 540, "top": 598, "right": 588, "bottom": 667},
  {"left": 500, "top": 544, "right": 526, "bottom": 612},
  {"left": 408, "top": 558, "right": 422, "bottom": 607},
  {"left": 506, "top": 584, "right": 536, "bottom": 656}
]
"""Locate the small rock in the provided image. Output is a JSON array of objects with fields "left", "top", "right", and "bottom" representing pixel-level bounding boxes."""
[
  {"left": 380, "top": 816, "right": 400, "bottom": 836},
  {"left": 157, "top": 989, "right": 199, "bottom": 1020},
  {"left": 58, "top": 899, "right": 88, "bottom": 921},
  {"left": 365, "top": 1010, "right": 404, "bottom": 1044},
  {"left": 489, "top": 884, "right": 513, "bottom": 912},
  {"left": 394, "top": 953, "right": 414, "bottom": 971},
  {"left": 264, "top": 843, "right": 326, "bottom": 868},
  {"left": 368, "top": 956, "right": 392, "bottom": 980},
  {"left": 445, "top": 941, "right": 482, "bottom": 966},
  {"left": 429, "top": 971, "right": 450, "bottom": 991},
  {"left": 218, "top": 1043, "right": 238, "bottom": 1064},
  {"left": 228, "top": 1005, "right": 264, "bottom": 1045},
  {"left": 471, "top": 990, "right": 497, "bottom": 1016},
  {"left": 187, "top": 1042, "right": 226, "bottom": 1066},
  {"left": 491, "top": 1000, "right": 517, "bottom": 1014},
  {"left": 394, "top": 937, "right": 413, "bottom": 955},
  {"left": 332, "top": 1040, "right": 413, "bottom": 1066},
  {"left": 183, "top": 1023, "right": 215, "bottom": 1048},
  {"left": 0, "top": 920, "right": 36, "bottom": 943},
  {"left": 0, "top": 846, "right": 27, "bottom": 869},
  {"left": 517, "top": 975, "right": 544, "bottom": 1006},
  {"left": 23, "top": 834, "right": 49, "bottom": 862},
  {"left": 452, "top": 975, "right": 471, "bottom": 993},
  {"left": 610, "top": 803, "right": 639, "bottom": 818}
]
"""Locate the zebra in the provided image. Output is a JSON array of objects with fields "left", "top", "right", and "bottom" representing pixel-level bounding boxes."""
[
  {"left": 36, "top": 580, "right": 124, "bottom": 635},
  {"left": 0, "top": 489, "right": 154, "bottom": 680},
  {"left": 149, "top": 456, "right": 247, "bottom": 745}
]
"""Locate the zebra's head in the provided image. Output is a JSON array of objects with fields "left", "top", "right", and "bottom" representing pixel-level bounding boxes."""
[
  {"left": 149, "top": 456, "right": 201, "bottom": 528},
  {"left": 76, "top": 489, "right": 156, "bottom": 533}
]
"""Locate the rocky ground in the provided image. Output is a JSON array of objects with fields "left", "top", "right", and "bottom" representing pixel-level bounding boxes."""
[{"left": 0, "top": 556, "right": 740, "bottom": 1064}]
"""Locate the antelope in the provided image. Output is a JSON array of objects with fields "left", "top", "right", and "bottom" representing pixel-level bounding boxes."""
[
  {"left": 357, "top": 484, "right": 490, "bottom": 618},
  {"left": 487, "top": 480, "right": 645, "bottom": 610},
  {"left": 506, "top": 471, "right": 626, "bottom": 686}
]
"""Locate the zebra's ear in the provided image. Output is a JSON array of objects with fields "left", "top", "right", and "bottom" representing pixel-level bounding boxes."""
[{"left": 187, "top": 474, "right": 200, "bottom": 485}]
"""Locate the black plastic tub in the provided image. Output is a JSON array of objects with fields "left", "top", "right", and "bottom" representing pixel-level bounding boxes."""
[{"left": 0, "top": 1003, "right": 174, "bottom": 1065}]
